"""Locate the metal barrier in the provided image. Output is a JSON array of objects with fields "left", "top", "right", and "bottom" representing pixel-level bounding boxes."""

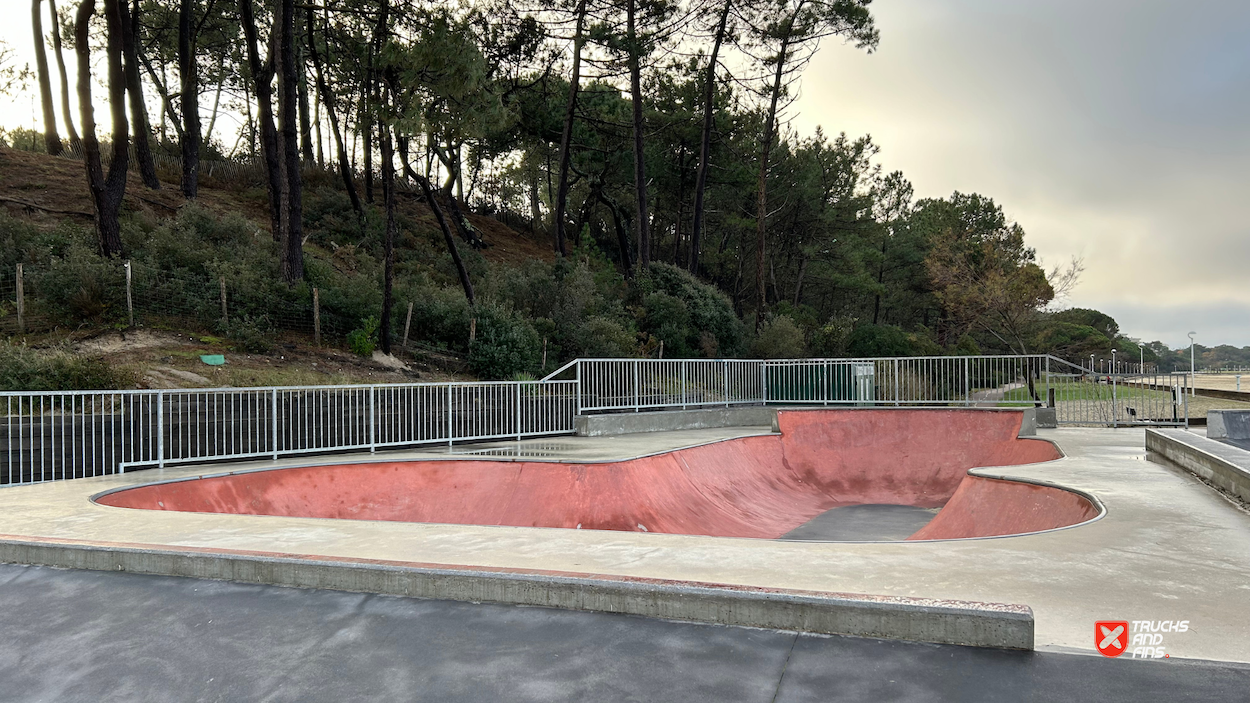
[
  {"left": 1, "top": 355, "right": 1190, "bottom": 486},
  {"left": 1, "top": 381, "right": 576, "bottom": 485},
  {"left": 546, "top": 356, "right": 1191, "bottom": 427}
]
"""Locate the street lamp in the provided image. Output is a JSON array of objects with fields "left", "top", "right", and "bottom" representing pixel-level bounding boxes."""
[
  {"left": 1140, "top": 346, "right": 1144, "bottom": 375},
  {"left": 1188, "top": 332, "right": 1197, "bottom": 397},
  {"left": 1112, "top": 349, "right": 1117, "bottom": 375},
  {"left": 1090, "top": 354, "right": 1095, "bottom": 374}
]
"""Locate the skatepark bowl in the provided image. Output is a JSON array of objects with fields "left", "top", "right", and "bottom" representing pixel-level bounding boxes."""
[{"left": 95, "top": 409, "right": 1099, "bottom": 542}]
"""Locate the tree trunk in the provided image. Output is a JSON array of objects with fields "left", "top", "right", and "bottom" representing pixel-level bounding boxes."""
[
  {"left": 401, "top": 143, "right": 474, "bottom": 306},
  {"left": 755, "top": 27, "right": 793, "bottom": 331},
  {"left": 362, "top": 91, "right": 373, "bottom": 203},
  {"left": 120, "top": 0, "right": 159, "bottom": 188},
  {"left": 178, "top": 0, "right": 200, "bottom": 197},
  {"left": 32, "top": 0, "right": 63, "bottom": 155},
  {"left": 554, "top": 0, "right": 587, "bottom": 257},
  {"left": 305, "top": 5, "right": 362, "bottom": 217},
  {"left": 239, "top": 0, "right": 283, "bottom": 241},
  {"left": 277, "top": 0, "right": 304, "bottom": 284},
  {"left": 596, "top": 191, "right": 633, "bottom": 276},
  {"left": 296, "top": 34, "right": 314, "bottom": 163},
  {"left": 379, "top": 122, "right": 395, "bottom": 354},
  {"left": 76, "top": 0, "right": 129, "bottom": 257},
  {"left": 627, "top": 0, "right": 650, "bottom": 271},
  {"left": 376, "top": 0, "right": 393, "bottom": 353},
  {"left": 47, "top": 0, "right": 80, "bottom": 153},
  {"left": 689, "top": 0, "right": 731, "bottom": 275}
]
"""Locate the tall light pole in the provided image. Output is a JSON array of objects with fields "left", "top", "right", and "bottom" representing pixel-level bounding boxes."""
[
  {"left": 1140, "top": 346, "right": 1144, "bottom": 375},
  {"left": 1112, "top": 349, "right": 1117, "bottom": 375},
  {"left": 1188, "top": 332, "right": 1197, "bottom": 397}
]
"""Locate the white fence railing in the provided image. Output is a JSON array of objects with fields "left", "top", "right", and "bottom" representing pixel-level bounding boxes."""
[
  {"left": 1, "top": 355, "right": 1190, "bottom": 486},
  {"left": 548, "top": 355, "right": 1191, "bottom": 426},
  {"left": 1, "top": 381, "right": 576, "bottom": 485}
]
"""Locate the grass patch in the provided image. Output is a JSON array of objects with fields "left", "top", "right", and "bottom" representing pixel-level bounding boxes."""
[{"left": 0, "top": 342, "right": 138, "bottom": 391}]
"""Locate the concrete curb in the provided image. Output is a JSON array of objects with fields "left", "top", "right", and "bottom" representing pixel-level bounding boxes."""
[
  {"left": 1145, "top": 429, "right": 1250, "bottom": 504},
  {"left": 0, "top": 536, "right": 1034, "bottom": 650},
  {"left": 574, "top": 406, "right": 785, "bottom": 436}
]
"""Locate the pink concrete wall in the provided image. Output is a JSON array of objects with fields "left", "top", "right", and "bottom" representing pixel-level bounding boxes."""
[{"left": 98, "top": 409, "right": 1087, "bottom": 540}]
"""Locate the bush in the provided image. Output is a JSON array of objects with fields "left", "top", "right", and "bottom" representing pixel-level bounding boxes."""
[
  {"left": 0, "top": 343, "right": 136, "bottom": 391},
  {"left": 468, "top": 304, "right": 541, "bottom": 380},
  {"left": 635, "top": 263, "right": 743, "bottom": 358},
  {"left": 222, "top": 315, "right": 276, "bottom": 354},
  {"left": 347, "top": 316, "right": 380, "bottom": 357},
  {"left": 846, "top": 324, "right": 915, "bottom": 357},
  {"left": 750, "top": 316, "right": 807, "bottom": 359},
  {"left": 575, "top": 316, "right": 638, "bottom": 358}
]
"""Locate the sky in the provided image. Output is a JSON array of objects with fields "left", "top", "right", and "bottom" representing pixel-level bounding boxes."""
[
  {"left": 1, "top": 0, "right": 1248, "bottom": 349},
  {"left": 791, "top": 0, "right": 1250, "bottom": 349}
]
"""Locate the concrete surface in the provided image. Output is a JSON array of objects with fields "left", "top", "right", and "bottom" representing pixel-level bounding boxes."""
[
  {"left": 97, "top": 410, "right": 1084, "bottom": 541},
  {"left": 2, "top": 421, "right": 1250, "bottom": 661},
  {"left": 4, "top": 564, "right": 1248, "bottom": 703},
  {"left": 573, "top": 405, "right": 787, "bottom": 436},
  {"left": 780, "top": 505, "right": 937, "bottom": 542},
  {"left": 1146, "top": 428, "right": 1250, "bottom": 504},
  {"left": 1207, "top": 409, "right": 1250, "bottom": 440}
]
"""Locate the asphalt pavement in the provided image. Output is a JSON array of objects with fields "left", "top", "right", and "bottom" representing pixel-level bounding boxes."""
[{"left": 1, "top": 564, "right": 1247, "bottom": 702}]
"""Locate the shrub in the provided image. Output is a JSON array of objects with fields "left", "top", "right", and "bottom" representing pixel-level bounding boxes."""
[
  {"left": 749, "top": 315, "right": 807, "bottom": 359},
  {"left": 0, "top": 343, "right": 136, "bottom": 391},
  {"left": 575, "top": 316, "right": 638, "bottom": 358},
  {"left": 222, "top": 314, "right": 276, "bottom": 354},
  {"left": 468, "top": 304, "right": 540, "bottom": 380},
  {"left": 347, "top": 316, "right": 380, "bottom": 357},
  {"left": 636, "top": 263, "right": 743, "bottom": 358},
  {"left": 846, "top": 324, "right": 915, "bottom": 357}
]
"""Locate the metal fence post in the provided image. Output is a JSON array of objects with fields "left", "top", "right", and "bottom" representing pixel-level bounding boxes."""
[
  {"left": 964, "top": 358, "right": 971, "bottom": 406},
  {"left": 271, "top": 388, "right": 279, "bottom": 460},
  {"left": 723, "top": 360, "right": 729, "bottom": 407},
  {"left": 369, "top": 386, "right": 376, "bottom": 453},
  {"left": 447, "top": 384, "right": 454, "bottom": 446},
  {"left": 893, "top": 358, "right": 900, "bottom": 406},
  {"left": 516, "top": 383, "right": 523, "bottom": 440},
  {"left": 682, "top": 361, "right": 688, "bottom": 409},
  {"left": 634, "top": 360, "right": 641, "bottom": 412},
  {"left": 575, "top": 361, "right": 582, "bottom": 415},
  {"left": 760, "top": 362, "right": 768, "bottom": 406},
  {"left": 156, "top": 391, "right": 165, "bottom": 468}
]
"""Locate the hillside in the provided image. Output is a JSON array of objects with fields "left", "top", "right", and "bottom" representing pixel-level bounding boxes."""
[{"left": 0, "top": 147, "right": 558, "bottom": 389}]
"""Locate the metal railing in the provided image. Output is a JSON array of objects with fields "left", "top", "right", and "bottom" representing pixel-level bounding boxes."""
[
  {"left": 1, "top": 380, "right": 576, "bottom": 485},
  {"left": 1, "top": 354, "right": 1191, "bottom": 486},
  {"left": 546, "top": 355, "right": 1191, "bottom": 427}
]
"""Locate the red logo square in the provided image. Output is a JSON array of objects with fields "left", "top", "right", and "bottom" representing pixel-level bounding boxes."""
[{"left": 1096, "top": 621, "right": 1129, "bottom": 657}]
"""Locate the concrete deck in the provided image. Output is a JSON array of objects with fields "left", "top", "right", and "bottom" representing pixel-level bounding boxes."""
[{"left": 2, "top": 426, "right": 1250, "bottom": 661}]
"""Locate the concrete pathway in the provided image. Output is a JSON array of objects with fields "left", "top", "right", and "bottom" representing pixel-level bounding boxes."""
[
  {"left": 1, "top": 427, "right": 1249, "bottom": 662},
  {"left": 2, "top": 563, "right": 1247, "bottom": 703}
]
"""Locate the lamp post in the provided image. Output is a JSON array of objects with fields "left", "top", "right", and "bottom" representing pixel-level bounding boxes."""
[
  {"left": 1140, "top": 346, "right": 1144, "bottom": 375},
  {"left": 1188, "top": 332, "right": 1196, "bottom": 397},
  {"left": 1112, "top": 349, "right": 1117, "bottom": 375},
  {"left": 1090, "top": 354, "right": 1095, "bottom": 374}
]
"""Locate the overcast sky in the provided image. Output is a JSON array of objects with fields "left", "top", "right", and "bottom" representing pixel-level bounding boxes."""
[
  {"left": 793, "top": 0, "right": 1250, "bottom": 349},
  {"left": 2, "top": 1, "right": 1247, "bottom": 349}
]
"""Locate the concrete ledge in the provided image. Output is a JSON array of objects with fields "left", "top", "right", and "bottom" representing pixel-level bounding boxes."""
[
  {"left": 0, "top": 537, "right": 1034, "bottom": 650},
  {"left": 575, "top": 406, "right": 782, "bottom": 436},
  {"left": 1146, "top": 429, "right": 1250, "bottom": 504},
  {"left": 1208, "top": 411, "right": 1250, "bottom": 440},
  {"left": 576, "top": 406, "right": 1039, "bottom": 437}
]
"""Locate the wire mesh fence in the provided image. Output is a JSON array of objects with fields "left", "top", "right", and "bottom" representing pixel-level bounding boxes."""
[{"left": 0, "top": 260, "right": 460, "bottom": 362}]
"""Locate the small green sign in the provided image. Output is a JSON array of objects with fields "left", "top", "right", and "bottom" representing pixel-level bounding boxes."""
[{"left": 200, "top": 354, "right": 226, "bottom": 366}]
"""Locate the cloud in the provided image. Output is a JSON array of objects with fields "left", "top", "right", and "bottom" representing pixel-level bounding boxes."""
[{"left": 791, "top": 0, "right": 1250, "bottom": 343}]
